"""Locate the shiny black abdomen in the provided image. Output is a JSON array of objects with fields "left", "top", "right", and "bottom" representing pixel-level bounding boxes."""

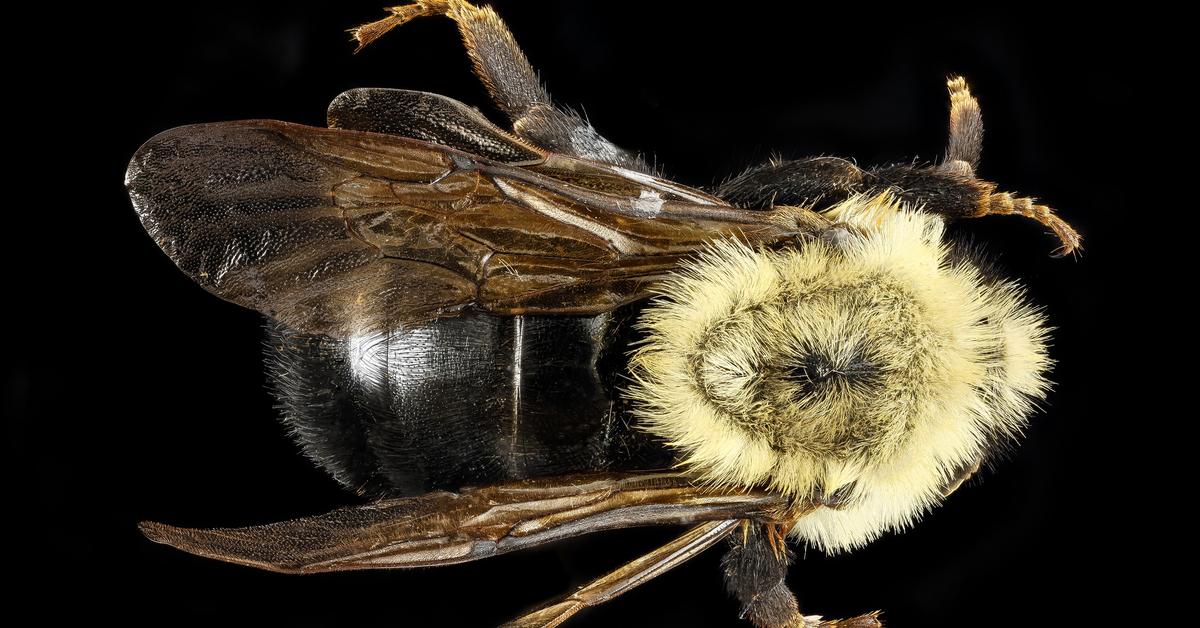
[{"left": 265, "top": 307, "right": 671, "bottom": 497}]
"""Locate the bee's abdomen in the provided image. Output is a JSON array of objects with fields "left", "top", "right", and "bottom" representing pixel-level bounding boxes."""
[{"left": 266, "top": 309, "right": 668, "bottom": 497}]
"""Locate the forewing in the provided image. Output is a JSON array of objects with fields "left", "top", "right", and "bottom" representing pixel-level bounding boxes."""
[
  {"left": 128, "top": 120, "right": 817, "bottom": 336},
  {"left": 138, "top": 472, "right": 784, "bottom": 573},
  {"left": 127, "top": 120, "right": 483, "bottom": 336},
  {"left": 327, "top": 88, "right": 545, "bottom": 164}
]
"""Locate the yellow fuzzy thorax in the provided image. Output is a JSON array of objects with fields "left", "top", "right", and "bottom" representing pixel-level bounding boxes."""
[{"left": 628, "top": 194, "right": 1050, "bottom": 552}]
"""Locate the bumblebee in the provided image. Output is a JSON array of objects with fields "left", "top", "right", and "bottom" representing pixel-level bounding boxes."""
[{"left": 128, "top": 2, "right": 1075, "bottom": 625}]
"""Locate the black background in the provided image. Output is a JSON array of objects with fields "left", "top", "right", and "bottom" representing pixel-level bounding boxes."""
[{"left": 12, "top": 2, "right": 1147, "bottom": 626}]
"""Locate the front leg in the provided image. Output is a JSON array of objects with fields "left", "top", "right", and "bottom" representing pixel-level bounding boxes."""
[
  {"left": 723, "top": 524, "right": 882, "bottom": 628},
  {"left": 352, "top": 1, "right": 648, "bottom": 171},
  {"left": 723, "top": 523, "right": 803, "bottom": 627},
  {"left": 715, "top": 157, "right": 869, "bottom": 211},
  {"left": 714, "top": 78, "right": 1080, "bottom": 256}
]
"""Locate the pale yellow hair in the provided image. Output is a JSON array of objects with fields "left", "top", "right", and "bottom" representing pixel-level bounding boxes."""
[{"left": 629, "top": 194, "right": 1050, "bottom": 552}]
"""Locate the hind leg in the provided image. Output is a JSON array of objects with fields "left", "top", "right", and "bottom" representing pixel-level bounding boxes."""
[{"left": 352, "top": 1, "right": 647, "bottom": 170}]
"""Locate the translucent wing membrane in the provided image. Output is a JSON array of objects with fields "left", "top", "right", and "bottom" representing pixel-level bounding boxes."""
[
  {"left": 138, "top": 472, "right": 784, "bottom": 573},
  {"left": 127, "top": 121, "right": 820, "bottom": 336},
  {"left": 140, "top": 470, "right": 880, "bottom": 626},
  {"left": 327, "top": 88, "right": 545, "bottom": 164},
  {"left": 126, "top": 121, "right": 476, "bottom": 335}
]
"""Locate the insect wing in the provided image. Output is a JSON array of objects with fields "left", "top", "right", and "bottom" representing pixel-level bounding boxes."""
[
  {"left": 327, "top": 88, "right": 545, "bottom": 164},
  {"left": 127, "top": 120, "right": 486, "bottom": 336},
  {"left": 138, "top": 472, "right": 784, "bottom": 573},
  {"left": 127, "top": 120, "right": 813, "bottom": 336}
]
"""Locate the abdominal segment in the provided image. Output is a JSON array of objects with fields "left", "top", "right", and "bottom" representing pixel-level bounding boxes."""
[{"left": 265, "top": 307, "right": 670, "bottom": 497}]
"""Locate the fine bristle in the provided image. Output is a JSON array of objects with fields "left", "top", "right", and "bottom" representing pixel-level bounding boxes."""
[{"left": 628, "top": 194, "right": 1051, "bottom": 552}]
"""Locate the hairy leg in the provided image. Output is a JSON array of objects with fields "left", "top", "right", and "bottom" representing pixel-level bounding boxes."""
[
  {"left": 715, "top": 156, "right": 869, "bottom": 211},
  {"left": 713, "top": 78, "right": 1079, "bottom": 256},
  {"left": 352, "top": 1, "right": 648, "bottom": 170},
  {"left": 942, "top": 76, "right": 983, "bottom": 174},
  {"left": 723, "top": 523, "right": 883, "bottom": 628},
  {"left": 723, "top": 523, "right": 803, "bottom": 627}
]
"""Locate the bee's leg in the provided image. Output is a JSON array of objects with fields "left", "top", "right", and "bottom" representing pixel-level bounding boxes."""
[
  {"left": 503, "top": 520, "right": 740, "bottom": 627},
  {"left": 941, "top": 76, "right": 983, "bottom": 175},
  {"left": 714, "top": 77, "right": 986, "bottom": 211},
  {"left": 714, "top": 157, "right": 870, "bottom": 211},
  {"left": 932, "top": 76, "right": 1081, "bottom": 254},
  {"left": 881, "top": 77, "right": 1078, "bottom": 255},
  {"left": 352, "top": 1, "right": 648, "bottom": 171},
  {"left": 719, "top": 157, "right": 1081, "bottom": 257},
  {"left": 722, "top": 523, "right": 803, "bottom": 627},
  {"left": 722, "top": 524, "right": 883, "bottom": 628},
  {"left": 866, "top": 163, "right": 1082, "bottom": 256},
  {"left": 713, "top": 77, "right": 1080, "bottom": 256}
]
